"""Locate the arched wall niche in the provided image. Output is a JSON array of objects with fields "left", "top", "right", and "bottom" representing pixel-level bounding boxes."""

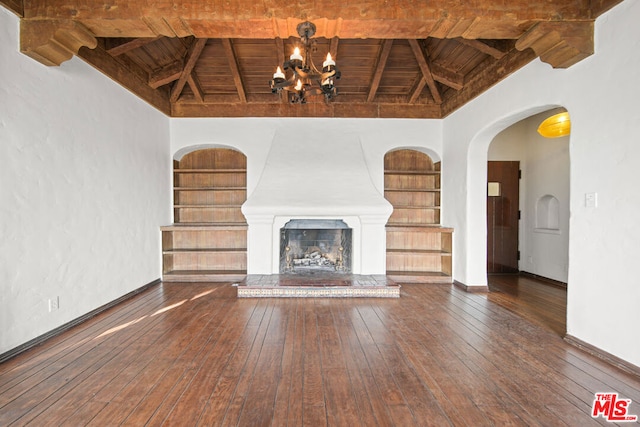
[
  {"left": 173, "top": 143, "right": 247, "bottom": 162},
  {"left": 536, "top": 194, "right": 560, "bottom": 231},
  {"left": 385, "top": 146, "right": 441, "bottom": 163}
]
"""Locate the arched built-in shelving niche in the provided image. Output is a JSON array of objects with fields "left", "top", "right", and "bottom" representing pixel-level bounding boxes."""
[
  {"left": 383, "top": 149, "right": 453, "bottom": 283},
  {"left": 162, "top": 147, "right": 248, "bottom": 282}
]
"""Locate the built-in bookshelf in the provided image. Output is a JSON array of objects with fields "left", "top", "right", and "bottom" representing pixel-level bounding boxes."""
[
  {"left": 384, "top": 149, "right": 453, "bottom": 283},
  {"left": 162, "top": 148, "right": 247, "bottom": 282}
]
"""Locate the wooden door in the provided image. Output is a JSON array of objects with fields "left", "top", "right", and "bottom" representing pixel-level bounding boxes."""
[{"left": 487, "top": 161, "right": 520, "bottom": 274}]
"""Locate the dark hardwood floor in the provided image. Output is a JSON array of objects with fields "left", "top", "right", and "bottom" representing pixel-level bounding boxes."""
[
  {"left": 1, "top": 280, "right": 639, "bottom": 426},
  {"left": 487, "top": 274, "right": 567, "bottom": 336}
]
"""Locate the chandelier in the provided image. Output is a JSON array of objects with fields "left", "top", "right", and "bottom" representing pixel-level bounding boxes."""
[{"left": 269, "top": 21, "right": 341, "bottom": 104}]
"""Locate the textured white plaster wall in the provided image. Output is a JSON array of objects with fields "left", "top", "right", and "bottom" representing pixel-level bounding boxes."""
[
  {"left": 489, "top": 112, "right": 570, "bottom": 283},
  {"left": 0, "top": 8, "right": 171, "bottom": 355},
  {"left": 443, "top": 1, "right": 640, "bottom": 366}
]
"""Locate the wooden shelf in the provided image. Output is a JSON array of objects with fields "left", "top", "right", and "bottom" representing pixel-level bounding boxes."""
[
  {"left": 386, "top": 248, "right": 451, "bottom": 255},
  {"left": 384, "top": 170, "right": 441, "bottom": 175},
  {"left": 163, "top": 270, "right": 247, "bottom": 282},
  {"left": 173, "top": 204, "right": 243, "bottom": 208},
  {"left": 384, "top": 188, "right": 440, "bottom": 192},
  {"left": 386, "top": 271, "right": 452, "bottom": 284},
  {"left": 163, "top": 248, "right": 247, "bottom": 254},
  {"left": 174, "top": 169, "right": 247, "bottom": 173},
  {"left": 174, "top": 187, "right": 246, "bottom": 191}
]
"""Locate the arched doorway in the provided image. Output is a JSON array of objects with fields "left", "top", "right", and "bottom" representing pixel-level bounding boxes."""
[{"left": 485, "top": 108, "right": 570, "bottom": 335}]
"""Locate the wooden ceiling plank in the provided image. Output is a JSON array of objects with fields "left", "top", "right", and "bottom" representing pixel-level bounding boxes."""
[
  {"left": 367, "top": 39, "right": 393, "bottom": 103},
  {"left": 170, "top": 37, "right": 207, "bottom": 103},
  {"left": 187, "top": 72, "right": 204, "bottom": 103},
  {"left": 222, "top": 38, "right": 247, "bottom": 104},
  {"left": 106, "top": 36, "right": 162, "bottom": 56},
  {"left": 148, "top": 59, "right": 184, "bottom": 88},
  {"left": 456, "top": 38, "right": 507, "bottom": 59},
  {"left": 408, "top": 39, "right": 442, "bottom": 104}
]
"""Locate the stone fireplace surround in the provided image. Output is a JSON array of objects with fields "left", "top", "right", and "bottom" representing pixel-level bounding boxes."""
[{"left": 241, "top": 128, "right": 393, "bottom": 275}]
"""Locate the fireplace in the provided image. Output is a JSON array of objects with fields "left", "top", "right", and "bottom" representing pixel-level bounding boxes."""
[
  {"left": 240, "top": 125, "right": 393, "bottom": 275},
  {"left": 280, "top": 220, "right": 352, "bottom": 274}
]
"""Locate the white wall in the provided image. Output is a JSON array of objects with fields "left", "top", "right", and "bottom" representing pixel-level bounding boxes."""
[
  {"left": 489, "top": 111, "right": 570, "bottom": 283},
  {"left": 0, "top": 8, "right": 171, "bottom": 355},
  {"left": 443, "top": 1, "right": 640, "bottom": 366}
]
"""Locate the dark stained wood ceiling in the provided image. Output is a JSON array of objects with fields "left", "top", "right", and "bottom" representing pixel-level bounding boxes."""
[{"left": 4, "top": 0, "right": 624, "bottom": 118}]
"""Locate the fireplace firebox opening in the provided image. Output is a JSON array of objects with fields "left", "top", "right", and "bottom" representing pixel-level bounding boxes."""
[{"left": 280, "top": 220, "right": 352, "bottom": 274}]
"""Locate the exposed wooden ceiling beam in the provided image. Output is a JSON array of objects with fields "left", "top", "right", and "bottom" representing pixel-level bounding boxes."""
[
  {"left": 170, "top": 38, "right": 207, "bottom": 103},
  {"left": 431, "top": 63, "right": 464, "bottom": 91},
  {"left": 367, "top": 39, "right": 393, "bottom": 103},
  {"left": 456, "top": 38, "right": 507, "bottom": 59},
  {"left": 187, "top": 72, "right": 204, "bottom": 103},
  {"left": 76, "top": 43, "right": 171, "bottom": 115},
  {"left": 1, "top": 0, "right": 23, "bottom": 16},
  {"left": 222, "top": 38, "right": 247, "bottom": 103},
  {"left": 408, "top": 77, "right": 428, "bottom": 104},
  {"left": 440, "top": 48, "right": 536, "bottom": 117},
  {"left": 148, "top": 60, "right": 184, "bottom": 89},
  {"left": 408, "top": 39, "right": 441, "bottom": 104},
  {"left": 275, "top": 37, "right": 285, "bottom": 66},
  {"left": 21, "top": 0, "right": 596, "bottom": 41},
  {"left": 329, "top": 36, "right": 339, "bottom": 59},
  {"left": 106, "top": 37, "right": 162, "bottom": 56},
  {"left": 172, "top": 99, "right": 442, "bottom": 119}
]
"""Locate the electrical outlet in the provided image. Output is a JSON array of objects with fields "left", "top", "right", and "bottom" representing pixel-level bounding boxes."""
[
  {"left": 48, "top": 297, "right": 60, "bottom": 312},
  {"left": 585, "top": 192, "right": 598, "bottom": 208}
]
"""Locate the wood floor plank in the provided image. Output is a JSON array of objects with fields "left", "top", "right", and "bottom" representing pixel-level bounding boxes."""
[
  {"left": 1, "top": 279, "right": 639, "bottom": 426},
  {"left": 218, "top": 300, "right": 276, "bottom": 427},
  {"left": 328, "top": 300, "right": 387, "bottom": 427},
  {"left": 301, "top": 299, "right": 328, "bottom": 427}
]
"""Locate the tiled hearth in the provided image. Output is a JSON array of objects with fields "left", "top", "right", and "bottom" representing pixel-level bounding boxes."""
[{"left": 236, "top": 274, "right": 400, "bottom": 298}]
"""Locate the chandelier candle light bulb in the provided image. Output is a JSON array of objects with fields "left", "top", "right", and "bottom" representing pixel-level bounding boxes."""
[
  {"left": 273, "top": 66, "right": 285, "bottom": 80},
  {"left": 290, "top": 47, "right": 303, "bottom": 62},
  {"left": 323, "top": 53, "right": 335, "bottom": 69}
]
